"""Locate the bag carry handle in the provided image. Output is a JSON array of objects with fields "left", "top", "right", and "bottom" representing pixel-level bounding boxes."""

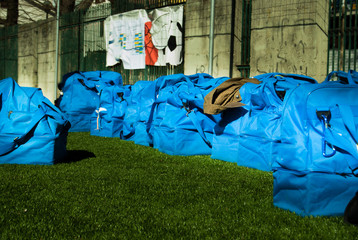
[
  {"left": 41, "top": 98, "right": 69, "bottom": 125},
  {"left": 316, "top": 111, "right": 336, "bottom": 158},
  {"left": 87, "top": 77, "right": 116, "bottom": 87},
  {"left": 77, "top": 78, "right": 99, "bottom": 93},
  {"left": 273, "top": 74, "right": 317, "bottom": 84},
  {"left": 0, "top": 106, "right": 46, "bottom": 156},
  {"left": 255, "top": 73, "right": 317, "bottom": 84},
  {"left": 317, "top": 105, "right": 358, "bottom": 175},
  {"left": 323, "top": 71, "right": 356, "bottom": 85}
]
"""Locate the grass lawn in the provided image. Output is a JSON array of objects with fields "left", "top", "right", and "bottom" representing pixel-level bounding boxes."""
[{"left": 1, "top": 132, "right": 358, "bottom": 239}]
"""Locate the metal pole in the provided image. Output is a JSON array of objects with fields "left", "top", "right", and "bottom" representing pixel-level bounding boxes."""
[
  {"left": 229, "top": 0, "right": 236, "bottom": 78},
  {"left": 208, "top": 0, "right": 215, "bottom": 76},
  {"left": 54, "top": 0, "right": 60, "bottom": 102}
]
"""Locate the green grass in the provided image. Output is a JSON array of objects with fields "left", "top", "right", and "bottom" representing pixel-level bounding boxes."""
[{"left": 0, "top": 132, "right": 357, "bottom": 239}]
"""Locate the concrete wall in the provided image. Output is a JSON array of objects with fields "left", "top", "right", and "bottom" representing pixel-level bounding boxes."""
[
  {"left": 184, "top": 0, "right": 242, "bottom": 78},
  {"left": 250, "top": 0, "right": 330, "bottom": 81},
  {"left": 17, "top": 18, "right": 57, "bottom": 102},
  {"left": 18, "top": 23, "right": 38, "bottom": 88},
  {"left": 37, "top": 19, "right": 57, "bottom": 102}
]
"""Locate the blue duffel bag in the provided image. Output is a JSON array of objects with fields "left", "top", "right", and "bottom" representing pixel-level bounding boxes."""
[
  {"left": 56, "top": 71, "right": 122, "bottom": 132},
  {"left": 0, "top": 78, "right": 70, "bottom": 165},
  {"left": 122, "top": 81, "right": 153, "bottom": 141},
  {"left": 90, "top": 85, "right": 131, "bottom": 138},
  {"left": 212, "top": 73, "right": 317, "bottom": 171},
  {"left": 273, "top": 70, "right": 358, "bottom": 216},
  {"left": 133, "top": 81, "right": 157, "bottom": 146},
  {"left": 148, "top": 73, "right": 228, "bottom": 156},
  {"left": 211, "top": 80, "right": 259, "bottom": 165}
]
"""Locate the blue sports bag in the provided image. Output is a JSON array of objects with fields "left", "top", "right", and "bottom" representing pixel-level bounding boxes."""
[
  {"left": 212, "top": 73, "right": 317, "bottom": 171},
  {"left": 57, "top": 71, "right": 122, "bottom": 132},
  {"left": 122, "top": 81, "right": 154, "bottom": 141},
  {"left": 273, "top": 70, "right": 358, "bottom": 216},
  {"left": 133, "top": 81, "right": 157, "bottom": 147},
  {"left": 148, "top": 73, "right": 228, "bottom": 156},
  {"left": 0, "top": 78, "right": 70, "bottom": 165},
  {"left": 90, "top": 85, "right": 131, "bottom": 138}
]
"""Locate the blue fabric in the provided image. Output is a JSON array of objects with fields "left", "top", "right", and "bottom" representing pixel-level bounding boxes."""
[
  {"left": 57, "top": 71, "right": 122, "bottom": 132},
  {"left": 212, "top": 73, "right": 317, "bottom": 171},
  {"left": 148, "top": 73, "right": 229, "bottom": 156},
  {"left": 133, "top": 82, "right": 157, "bottom": 146},
  {"left": 122, "top": 81, "right": 154, "bottom": 141},
  {"left": 324, "top": 70, "right": 358, "bottom": 84},
  {"left": 211, "top": 108, "right": 247, "bottom": 163},
  {"left": 90, "top": 85, "right": 131, "bottom": 138},
  {"left": 273, "top": 71, "right": 358, "bottom": 216},
  {"left": 273, "top": 169, "right": 358, "bottom": 216},
  {"left": 0, "top": 78, "right": 70, "bottom": 165}
]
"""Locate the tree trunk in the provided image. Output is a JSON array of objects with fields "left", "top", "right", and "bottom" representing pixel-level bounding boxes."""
[
  {"left": 60, "top": 0, "right": 76, "bottom": 15},
  {"left": 5, "top": 0, "right": 18, "bottom": 26}
]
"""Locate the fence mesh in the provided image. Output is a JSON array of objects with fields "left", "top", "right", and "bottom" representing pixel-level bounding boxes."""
[
  {"left": 59, "top": 1, "right": 185, "bottom": 85},
  {"left": 328, "top": 0, "right": 358, "bottom": 73}
]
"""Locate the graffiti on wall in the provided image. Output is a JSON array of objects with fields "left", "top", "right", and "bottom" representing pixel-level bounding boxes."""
[{"left": 252, "top": 17, "right": 325, "bottom": 79}]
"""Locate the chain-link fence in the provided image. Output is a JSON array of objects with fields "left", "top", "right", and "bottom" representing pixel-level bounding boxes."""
[{"left": 60, "top": 0, "right": 186, "bottom": 85}]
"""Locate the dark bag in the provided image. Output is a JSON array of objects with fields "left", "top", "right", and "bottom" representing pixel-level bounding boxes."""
[{"left": 344, "top": 191, "right": 358, "bottom": 226}]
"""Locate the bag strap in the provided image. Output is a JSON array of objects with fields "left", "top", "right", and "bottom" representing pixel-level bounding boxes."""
[
  {"left": 146, "top": 99, "right": 163, "bottom": 139},
  {"left": 42, "top": 98, "right": 66, "bottom": 122},
  {"left": 77, "top": 78, "right": 98, "bottom": 93},
  {"left": 255, "top": 73, "right": 317, "bottom": 84},
  {"left": 183, "top": 103, "right": 212, "bottom": 148},
  {"left": 187, "top": 110, "right": 212, "bottom": 148},
  {"left": 323, "top": 71, "right": 355, "bottom": 84},
  {"left": 339, "top": 105, "right": 358, "bottom": 143},
  {"left": 0, "top": 106, "right": 46, "bottom": 156}
]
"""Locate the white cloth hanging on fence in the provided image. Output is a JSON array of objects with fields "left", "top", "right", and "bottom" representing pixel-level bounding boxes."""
[
  {"left": 149, "top": 5, "right": 184, "bottom": 66},
  {"left": 104, "top": 9, "right": 150, "bottom": 69}
]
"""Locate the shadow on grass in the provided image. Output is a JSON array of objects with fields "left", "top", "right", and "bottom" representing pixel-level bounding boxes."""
[{"left": 56, "top": 150, "right": 96, "bottom": 164}]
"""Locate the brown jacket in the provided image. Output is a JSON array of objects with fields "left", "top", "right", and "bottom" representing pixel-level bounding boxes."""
[{"left": 204, "top": 77, "right": 261, "bottom": 115}]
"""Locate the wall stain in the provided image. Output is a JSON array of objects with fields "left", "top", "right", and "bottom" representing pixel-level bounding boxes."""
[{"left": 196, "top": 65, "right": 205, "bottom": 73}]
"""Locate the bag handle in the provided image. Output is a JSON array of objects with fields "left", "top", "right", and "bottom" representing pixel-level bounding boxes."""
[
  {"left": 77, "top": 78, "right": 99, "bottom": 93},
  {"left": 0, "top": 106, "right": 46, "bottom": 156},
  {"left": 146, "top": 99, "right": 164, "bottom": 140},
  {"left": 323, "top": 71, "right": 356, "bottom": 84},
  {"left": 317, "top": 111, "right": 336, "bottom": 158},
  {"left": 255, "top": 73, "right": 317, "bottom": 84},
  {"left": 87, "top": 77, "right": 116, "bottom": 87},
  {"left": 42, "top": 98, "right": 69, "bottom": 124},
  {"left": 273, "top": 74, "right": 317, "bottom": 84}
]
